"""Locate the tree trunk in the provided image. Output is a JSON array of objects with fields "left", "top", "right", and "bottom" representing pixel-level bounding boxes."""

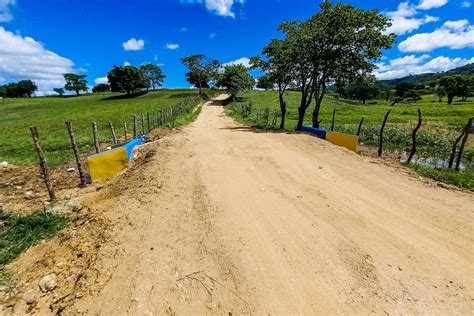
[
  {"left": 447, "top": 94, "right": 454, "bottom": 105},
  {"left": 278, "top": 92, "right": 286, "bottom": 129},
  {"left": 312, "top": 86, "right": 325, "bottom": 128},
  {"left": 75, "top": 89, "right": 80, "bottom": 96},
  {"left": 362, "top": 99, "right": 366, "bottom": 104},
  {"left": 296, "top": 107, "right": 306, "bottom": 131}
]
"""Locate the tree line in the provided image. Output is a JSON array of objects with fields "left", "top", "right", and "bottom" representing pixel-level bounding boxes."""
[
  {"left": 179, "top": 54, "right": 254, "bottom": 99},
  {"left": 0, "top": 63, "right": 166, "bottom": 98}
]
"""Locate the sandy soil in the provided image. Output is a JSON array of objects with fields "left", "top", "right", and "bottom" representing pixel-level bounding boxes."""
[{"left": 3, "top": 95, "right": 473, "bottom": 315}]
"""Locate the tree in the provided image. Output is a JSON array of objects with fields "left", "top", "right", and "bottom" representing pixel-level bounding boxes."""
[
  {"left": 343, "top": 75, "right": 380, "bottom": 104},
  {"left": 217, "top": 64, "right": 254, "bottom": 100},
  {"left": 256, "top": 75, "right": 274, "bottom": 91},
  {"left": 2, "top": 80, "right": 38, "bottom": 97},
  {"left": 139, "top": 64, "right": 166, "bottom": 90},
  {"left": 180, "top": 55, "right": 221, "bottom": 94},
  {"left": 0, "top": 85, "right": 6, "bottom": 98},
  {"left": 251, "top": 37, "right": 295, "bottom": 129},
  {"left": 439, "top": 76, "right": 458, "bottom": 105},
  {"left": 92, "top": 83, "right": 110, "bottom": 93},
  {"left": 395, "top": 82, "right": 413, "bottom": 98},
  {"left": 279, "top": 1, "right": 395, "bottom": 129},
  {"left": 64, "top": 73, "right": 88, "bottom": 96},
  {"left": 17, "top": 80, "right": 37, "bottom": 97},
  {"left": 436, "top": 86, "right": 445, "bottom": 102},
  {"left": 53, "top": 88, "right": 65, "bottom": 96},
  {"left": 107, "top": 65, "right": 148, "bottom": 95}
]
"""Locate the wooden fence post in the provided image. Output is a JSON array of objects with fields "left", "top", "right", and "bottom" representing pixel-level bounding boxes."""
[
  {"left": 147, "top": 112, "right": 150, "bottom": 133},
  {"left": 108, "top": 121, "right": 117, "bottom": 145},
  {"left": 448, "top": 119, "right": 471, "bottom": 168},
  {"left": 92, "top": 121, "right": 100, "bottom": 153},
  {"left": 66, "top": 121, "right": 86, "bottom": 186},
  {"left": 133, "top": 115, "right": 137, "bottom": 138},
  {"left": 455, "top": 118, "right": 472, "bottom": 171},
  {"left": 378, "top": 110, "right": 391, "bottom": 157},
  {"left": 141, "top": 113, "right": 145, "bottom": 134},
  {"left": 123, "top": 119, "right": 128, "bottom": 141},
  {"left": 406, "top": 108, "right": 422, "bottom": 164},
  {"left": 357, "top": 117, "right": 364, "bottom": 136},
  {"left": 331, "top": 108, "right": 336, "bottom": 131},
  {"left": 30, "top": 127, "right": 56, "bottom": 202}
]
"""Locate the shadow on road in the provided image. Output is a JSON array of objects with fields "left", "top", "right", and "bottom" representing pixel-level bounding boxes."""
[{"left": 221, "top": 125, "right": 300, "bottom": 135}]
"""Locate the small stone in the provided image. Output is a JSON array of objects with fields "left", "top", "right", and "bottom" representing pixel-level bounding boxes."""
[
  {"left": 261, "top": 187, "right": 266, "bottom": 191},
  {"left": 319, "top": 166, "right": 323, "bottom": 169},
  {"left": 67, "top": 167, "right": 75, "bottom": 172},
  {"left": 25, "top": 191, "right": 34, "bottom": 199},
  {"left": 398, "top": 266, "right": 403, "bottom": 271},
  {"left": 39, "top": 274, "right": 57, "bottom": 292},
  {"left": 1, "top": 161, "right": 8, "bottom": 167}
]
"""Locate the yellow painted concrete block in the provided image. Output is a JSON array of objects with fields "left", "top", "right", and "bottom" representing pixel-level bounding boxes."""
[
  {"left": 87, "top": 147, "right": 128, "bottom": 181},
  {"left": 326, "top": 131, "right": 359, "bottom": 152}
]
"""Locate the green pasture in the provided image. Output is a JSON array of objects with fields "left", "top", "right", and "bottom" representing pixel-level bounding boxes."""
[{"left": 0, "top": 90, "right": 197, "bottom": 165}]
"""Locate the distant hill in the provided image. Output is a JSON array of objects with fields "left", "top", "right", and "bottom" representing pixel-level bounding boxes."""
[{"left": 380, "top": 63, "right": 474, "bottom": 87}]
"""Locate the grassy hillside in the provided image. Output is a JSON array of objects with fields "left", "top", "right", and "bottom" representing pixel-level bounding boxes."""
[{"left": 0, "top": 90, "right": 197, "bottom": 165}]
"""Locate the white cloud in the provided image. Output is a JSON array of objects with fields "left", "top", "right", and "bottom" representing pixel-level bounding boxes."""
[
  {"left": 398, "top": 19, "right": 474, "bottom": 52},
  {"left": 122, "top": 38, "right": 144, "bottom": 51},
  {"left": 124, "top": 61, "right": 131, "bottom": 66},
  {"left": 209, "top": 32, "right": 217, "bottom": 39},
  {"left": 416, "top": 0, "right": 448, "bottom": 10},
  {"left": 166, "top": 43, "right": 179, "bottom": 50},
  {"left": 223, "top": 57, "right": 250, "bottom": 68},
  {"left": 94, "top": 77, "right": 108, "bottom": 85},
  {"left": 0, "top": 26, "right": 75, "bottom": 93},
  {"left": 180, "top": 27, "right": 188, "bottom": 32},
  {"left": 461, "top": 1, "right": 471, "bottom": 7},
  {"left": 0, "top": 0, "right": 15, "bottom": 22},
  {"left": 385, "top": 2, "right": 438, "bottom": 35},
  {"left": 374, "top": 54, "right": 474, "bottom": 80},
  {"left": 181, "top": 0, "right": 245, "bottom": 18}
]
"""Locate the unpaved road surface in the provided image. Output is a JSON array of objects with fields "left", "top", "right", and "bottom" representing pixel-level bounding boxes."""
[{"left": 5, "top": 95, "right": 474, "bottom": 314}]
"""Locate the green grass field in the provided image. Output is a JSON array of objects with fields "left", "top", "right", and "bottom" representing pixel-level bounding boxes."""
[
  {"left": 228, "top": 91, "right": 474, "bottom": 189},
  {"left": 242, "top": 91, "right": 473, "bottom": 129},
  {"left": 0, "top": 90, "right": 198, "bottom": 165}
]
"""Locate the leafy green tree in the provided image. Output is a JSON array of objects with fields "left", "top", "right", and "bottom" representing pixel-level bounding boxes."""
[
  {"left": 395, "top": 82, "right": 413, "bottom": 98},
  {"left": 92, "top": 83, "right": 110, "bottom": 93},
  {"left": 17, "top": 80, "right": 37, "bottom": 97},
  {"left": 217, "top": 64, "right": 254, "bottom": 100},
  {"left": 251, "top": 38, "right": 295, "bottom": 129},
  {"left": 440, "top": 76, "right": 459, "bottom": 105},
  {"left": 139, "top": 64, "right": 166, "bottom": 90},
  {"left": 63, "top": 73, "right": 88, "bottom": 96},
  {"left": 279, "top": 1, "right": 395, "bottom": 129},
  {"left": 344, "top": 76, "right": 380, "bottom": 104},
  {"left": 0, "top": 85, "right": 6, "bottom": 98},
  {"left": 107, "top": 65, "right": 148, "bottom": 95},
  {"left": 256, "top": 74, "right": 274, "bottom": 91},
  {"left": 180, "top": 55, "right": 221, "bottom": 94},
  {"left": 436, "top": 86, "right": 445, "bottom": 102},
  {"left": 2, "top": 80, "right": 37, "bottom": 97},
  {"left": 53, "top": 88, "right": 65, "bottom": 96}
]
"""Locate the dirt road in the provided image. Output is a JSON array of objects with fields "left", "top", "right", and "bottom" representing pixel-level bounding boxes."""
[{"left": 6, "top": 95, "right": 474, "bottom": 314}]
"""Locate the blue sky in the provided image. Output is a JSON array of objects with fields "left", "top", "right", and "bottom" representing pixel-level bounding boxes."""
[{"left": 0, "top": 0, "right": 473, "bottom": 94}]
